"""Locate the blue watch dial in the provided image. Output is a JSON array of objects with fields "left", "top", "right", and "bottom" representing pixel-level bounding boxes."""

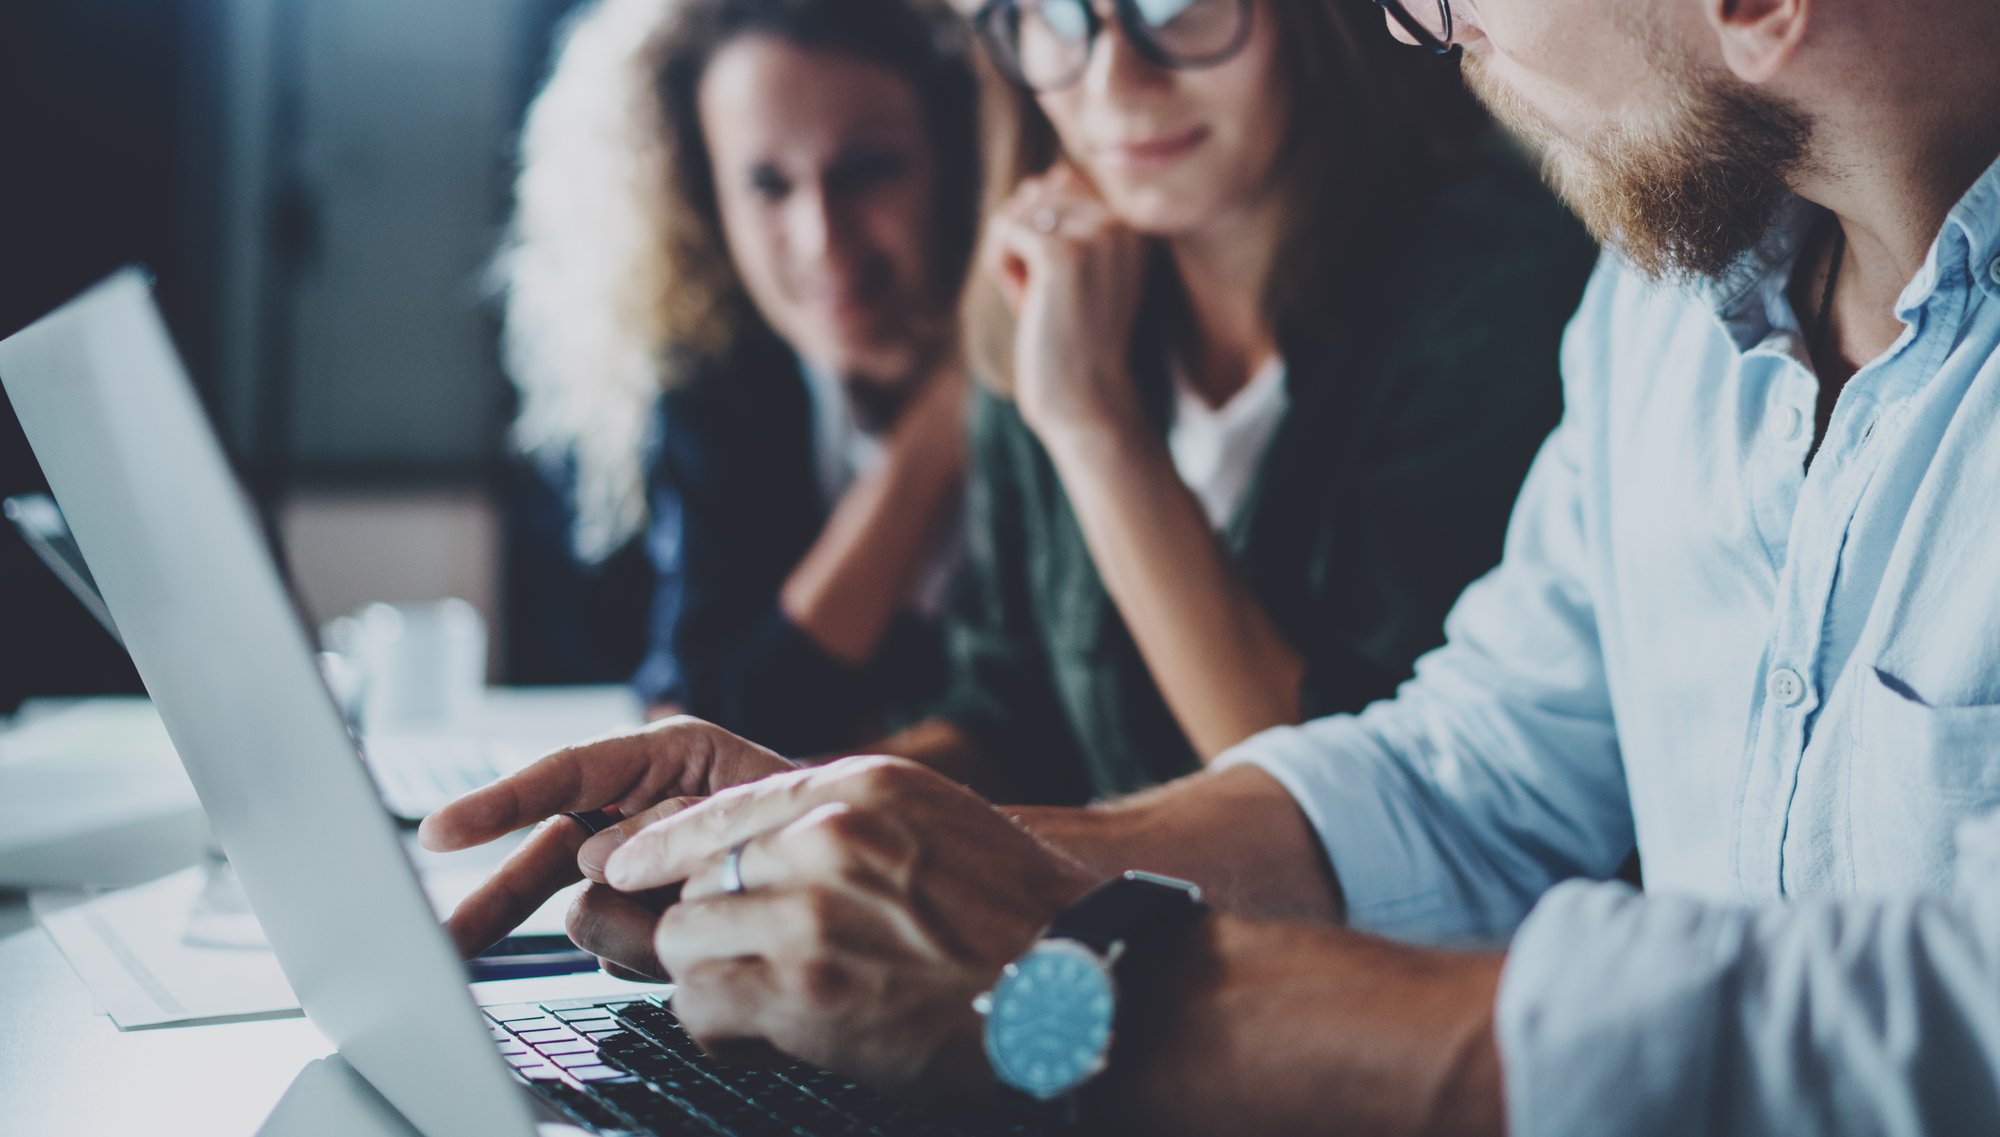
[{"left": 983, "top": 940, "right": 1117, "bottom": 1100}]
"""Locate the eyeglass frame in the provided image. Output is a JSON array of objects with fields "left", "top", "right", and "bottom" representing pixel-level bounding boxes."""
[
  {"left": 1372, "top": 0, "right": 1455, "bottom": 54},
  {"left": 971, "top": 0, "right": 1257, "bottom": 93}
]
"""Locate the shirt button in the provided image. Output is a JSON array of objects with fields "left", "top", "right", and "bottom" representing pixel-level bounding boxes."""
[
  {"left": 1768, "top": 405, "right": 1804, "bottom": 442},
  {"left": 1768, "top": 667, "right": 1807, "bottom": 707}
]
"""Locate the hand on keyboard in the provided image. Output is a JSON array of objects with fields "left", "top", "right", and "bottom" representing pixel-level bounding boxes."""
[
  {"left": 599, "top": 755, "right": 1100, "bottom": 1107},
  {"left": 417, "top": 716, "right": 797, "bottom": 959}
]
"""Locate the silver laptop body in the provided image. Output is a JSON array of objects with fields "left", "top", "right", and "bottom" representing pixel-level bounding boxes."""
[{"left": 0, "top": 269, "right": 539, "bottom": 1137}]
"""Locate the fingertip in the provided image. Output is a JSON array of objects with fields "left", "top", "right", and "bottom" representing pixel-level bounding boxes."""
[
  {"left": 416, "top": 812, "right": 457, "bottom": 851},
  {"left": 603, "top": 841, "right": 645, "bottom": 891},
  {"left": 578, "top": 827, "right": 627, "bottom": 882}
]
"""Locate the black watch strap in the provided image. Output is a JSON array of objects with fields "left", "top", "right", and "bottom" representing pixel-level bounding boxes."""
[{"left": 1046, "top": 870, "right": 1205, "bottom": 957}]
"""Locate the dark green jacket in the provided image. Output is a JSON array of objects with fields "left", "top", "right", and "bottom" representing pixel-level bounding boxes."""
[{"left": 930, "top": 151, "right": 1599, "bottom": 804}]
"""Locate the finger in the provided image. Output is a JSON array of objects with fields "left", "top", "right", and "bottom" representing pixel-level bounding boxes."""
[
  {"left": 607, "top": 758, "right": 964, "bottom": 893},
  {"left": 419, "top": 717, "right": 788, "bottom": 852},
  {"left": 652, "top": 890, "right": 813, "bottom": 978},
  {"left": 678, "top": 802, "right": 863, "bottom": 902},
  {"left": 578, "top": 795, "right": 705, "bottom": 882},
  {"left": 668, "top": 956, "right": 781, "bottom": 1051},
  {"left": 601, "top": 959, "right": 663, "bottom": 984},
  {"left": 566, "top": 883, "right": 674, "bottom": 982},
  {"left": 441, "top": 814, "right": 588, "bottom": 958},
  {"left": 603, "top": 760, "right": 822, "bottom": 890},
  {"left": 607, "top": 757, "right": 929, "bottom": 891}
]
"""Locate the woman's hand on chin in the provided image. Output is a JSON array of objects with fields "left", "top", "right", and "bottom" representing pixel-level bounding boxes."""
[{"left": 985, "top": 163, "right": 1149, "bottom": 450}]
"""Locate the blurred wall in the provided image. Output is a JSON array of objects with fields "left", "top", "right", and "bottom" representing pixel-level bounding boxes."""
[{"left": 1, "top": 0, "right": 592, "bottom": 711}]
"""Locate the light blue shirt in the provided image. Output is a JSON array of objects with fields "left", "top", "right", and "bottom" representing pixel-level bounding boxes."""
[{"left": 1220, "top": 153, "right": 2000, "bottom": 1134}]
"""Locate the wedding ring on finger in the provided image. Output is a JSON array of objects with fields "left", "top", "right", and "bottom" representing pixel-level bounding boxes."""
[
  {"left": 719, "top": 838, "right": 751, "bottom": 896},
  {"left": 1032, "top": 207, "right": 1059, "bottom": 234}
]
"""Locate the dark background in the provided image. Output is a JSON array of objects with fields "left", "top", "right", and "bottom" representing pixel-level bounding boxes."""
[{"left": 0, "top": 0, "right": 603, "bottom": 713}]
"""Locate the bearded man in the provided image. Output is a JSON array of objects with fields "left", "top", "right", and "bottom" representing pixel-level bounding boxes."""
[{"left": 424, "top": 0, "right": 2000, "bottom": 1132}]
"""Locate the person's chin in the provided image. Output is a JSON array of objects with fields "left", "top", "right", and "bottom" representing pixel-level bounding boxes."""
[
  {"left": 1095, "top": 179, "right": 1218, "bottom": 236},
  {"left": 813, "top": 335, "right": 920, "bottom": 385}
]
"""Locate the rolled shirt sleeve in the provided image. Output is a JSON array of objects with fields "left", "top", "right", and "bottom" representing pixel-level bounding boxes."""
[
  {"left": 1217, "top": 405, "right": 1633, "bottom": 945},
  {"left": 1498, "top": 810, "right": 2000, "bottom": 1135}
]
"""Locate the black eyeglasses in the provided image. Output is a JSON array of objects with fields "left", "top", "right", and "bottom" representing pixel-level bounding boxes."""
[
  {"left": 973, "top": 0, "right": 1255, "bottom": 93},
  {"left": 1373, "top": 0, "right": 1455, "bottom": 54}
]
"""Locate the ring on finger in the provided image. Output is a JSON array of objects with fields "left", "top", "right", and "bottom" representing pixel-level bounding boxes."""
[
  {"left": 719, "top": 838, "right": 751, "bottom": 896},
  {"left": 1032, "top": 207, "right": 1059, "bottom": 234}
]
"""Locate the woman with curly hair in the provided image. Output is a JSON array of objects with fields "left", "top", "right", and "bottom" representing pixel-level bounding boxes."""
[
  {"left": 499, "top": 0, "right": 982, "bottom": 756},
  {"left": 873, "top": 0, "right": 1600, "bottom": 801}
]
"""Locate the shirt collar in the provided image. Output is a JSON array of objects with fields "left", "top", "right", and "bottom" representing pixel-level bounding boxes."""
[
  {"left": 1911, "top": 146, "right": 2000, "bottom": 313},
  {"left": 1695, "top": 148, "right": 2000, "bottom": 353}
]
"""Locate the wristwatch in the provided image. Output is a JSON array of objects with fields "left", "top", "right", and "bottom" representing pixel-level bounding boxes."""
[{"left": 972, "top": 870, "right": 1207, "bottom": 1108}]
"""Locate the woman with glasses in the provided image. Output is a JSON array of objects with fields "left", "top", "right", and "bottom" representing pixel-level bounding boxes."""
[{"left": 874, "top": 0, "right": 1598, "bottom": 800}]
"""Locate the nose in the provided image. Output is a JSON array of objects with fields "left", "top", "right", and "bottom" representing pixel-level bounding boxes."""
[
  {"left": 1082, "top": 3, "right": 1169, "bottom": 101},
  {"left": 785, "top": 183, "right": 837, "bottom": 264},
  {"left": 784, "top": 183, "right": 874, "bottom": 297}
]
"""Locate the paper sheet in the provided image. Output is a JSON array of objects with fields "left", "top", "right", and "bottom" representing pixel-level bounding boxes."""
[
  {"left": 32, "top": 864, "right": 302, "bottom": 1029},
  {"left": 32, "top": 837, "right": 587, "bottom": 1030}
]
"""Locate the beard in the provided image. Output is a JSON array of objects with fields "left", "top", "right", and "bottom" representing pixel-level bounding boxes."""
[{"left": 1461, "top": 47, "right": 1813, "bottom": 282}]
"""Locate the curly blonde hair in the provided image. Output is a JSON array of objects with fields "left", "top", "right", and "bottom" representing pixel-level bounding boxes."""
[{"left": 498, "top": 0, "right": 980, "bottom": 563}]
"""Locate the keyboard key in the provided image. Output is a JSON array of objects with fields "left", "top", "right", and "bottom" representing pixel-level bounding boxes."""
[
  {"left": 539, "top": 996, "right": 623, "bottom": 1013},
  {"left": 553, "top": 1051, "right": 612, "bottom": 1069},
  {"left": 589, "top": 1080, "right": 717, "bottom": 1135},
  {"left": 533, "top": 1079, "right": 631, "bottom": 1131},
  {"left": 504, "top": 1053, "right": 547, "bottom": 1068},
  {"left": 510, "top": 1063, "right": 561, "bottom": 1081},
  {"left": 483, "top": 1003, "right": 549, "bottom": 1022},
  {"left": 567, "top": 1065, "right": 625, "bottom": 1081},
  {"left": 516, "top": 1028, "right": 576, "bottom": 1045},
  {"left": 533, "top": 1042, "right": 597, "bottom": 1058}
]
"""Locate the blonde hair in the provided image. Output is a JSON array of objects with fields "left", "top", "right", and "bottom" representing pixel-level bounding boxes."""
[
  {"left": 498, "top": 0, "right": 981, "bottom": 563},
  {"left": 497, "top": 0, "right": 734, "bottom": 562}
]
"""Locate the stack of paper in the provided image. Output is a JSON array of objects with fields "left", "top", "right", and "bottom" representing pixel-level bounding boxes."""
[{"left": 31, "top": 864, "right": 301, "bottom": 1029}]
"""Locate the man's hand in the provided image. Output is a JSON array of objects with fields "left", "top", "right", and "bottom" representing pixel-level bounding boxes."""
[
  {"left": 416, "top": 716, "right": 795, "bottom": 960},
  {"left": 599, "top": 755, "right": 1100, "bottom": 1105}
]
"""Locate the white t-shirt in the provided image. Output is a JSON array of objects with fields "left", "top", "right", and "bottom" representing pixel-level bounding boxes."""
[
  {"left": 800, "top": 358, "right": 963, "bottom": 619},
  {"left": 1168, "top": 355, "right": 1290, "bottom": 531}
]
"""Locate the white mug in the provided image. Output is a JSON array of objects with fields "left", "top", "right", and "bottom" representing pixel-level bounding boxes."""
[{"left": 331, "top": 598, "right": 487, "bottom": 733}]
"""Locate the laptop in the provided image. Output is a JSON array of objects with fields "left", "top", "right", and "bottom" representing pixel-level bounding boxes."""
[
  {"left": 0, "top": 270, "right": 1045, "bottom": 1137},
  {"left": 5, "top": 489, "right": 564, "bottom": 825}
]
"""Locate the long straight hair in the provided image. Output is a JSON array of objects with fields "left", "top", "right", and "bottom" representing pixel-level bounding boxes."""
[{"left": 966, "top": 0, "right": 1485, "bottom": 390}]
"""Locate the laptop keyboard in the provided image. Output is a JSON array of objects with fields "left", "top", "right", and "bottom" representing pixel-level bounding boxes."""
[
  {"left": 364, "top": 736, "right": 521, "bottom": 821},
  {"left": 485, "top": 995, "right": 1054, "bottom": 1137}
]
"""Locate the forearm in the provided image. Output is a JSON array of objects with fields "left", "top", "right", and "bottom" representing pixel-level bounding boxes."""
[
  {"left": 1039, "top": 421, "right": 1303, "bottom": 760},
  {"left": 781, "top": 409, "right": 963, "bottom": 665},
  {"left": 1094, "top": 915, "right": 1507, "bottom": 1137},
  {"left": 1006, "top": 764, "right": 1341, "bottom": 924},
  {"left": 865, "top": 718, "right": 1020, "bottom": 802}
]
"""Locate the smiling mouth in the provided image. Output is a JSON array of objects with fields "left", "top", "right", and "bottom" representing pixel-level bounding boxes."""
[{"left": 1100, "top": 125, "right": 1209, "bottom": 170}]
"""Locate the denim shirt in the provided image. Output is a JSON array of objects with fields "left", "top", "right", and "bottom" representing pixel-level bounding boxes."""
[{"left": 1222, "top": 152, "right": 2000, "bottom": 1133}]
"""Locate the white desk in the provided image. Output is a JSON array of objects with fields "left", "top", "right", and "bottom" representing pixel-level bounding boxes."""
[
  {"left": 0, "top": 686, "right": 647, "bottom": 1136},
  {"left": 0, "top": 891, "right": 337, "bottom": 1134}
]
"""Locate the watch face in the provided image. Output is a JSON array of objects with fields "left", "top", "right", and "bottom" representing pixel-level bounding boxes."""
[{"left": 983, "top": 939, "right": 1116, "bottom": 1100}]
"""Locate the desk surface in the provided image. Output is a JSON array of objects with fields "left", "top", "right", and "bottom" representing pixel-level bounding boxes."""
[
  {"left": 0, "top": 685, "right": 648, "bottom": 1135},
  {"left": 0, "top": 890, "right": 337, "bottom": 1134}
]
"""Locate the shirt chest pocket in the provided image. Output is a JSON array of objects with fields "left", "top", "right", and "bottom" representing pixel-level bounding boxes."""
[{"left": 1850, "top": 667, "right": 2000, "bottom": 892}]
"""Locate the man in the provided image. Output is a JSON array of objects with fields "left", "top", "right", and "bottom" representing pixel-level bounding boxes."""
[{"left": 423, "top": 0, "right": 2000, "bottom": 1130}]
